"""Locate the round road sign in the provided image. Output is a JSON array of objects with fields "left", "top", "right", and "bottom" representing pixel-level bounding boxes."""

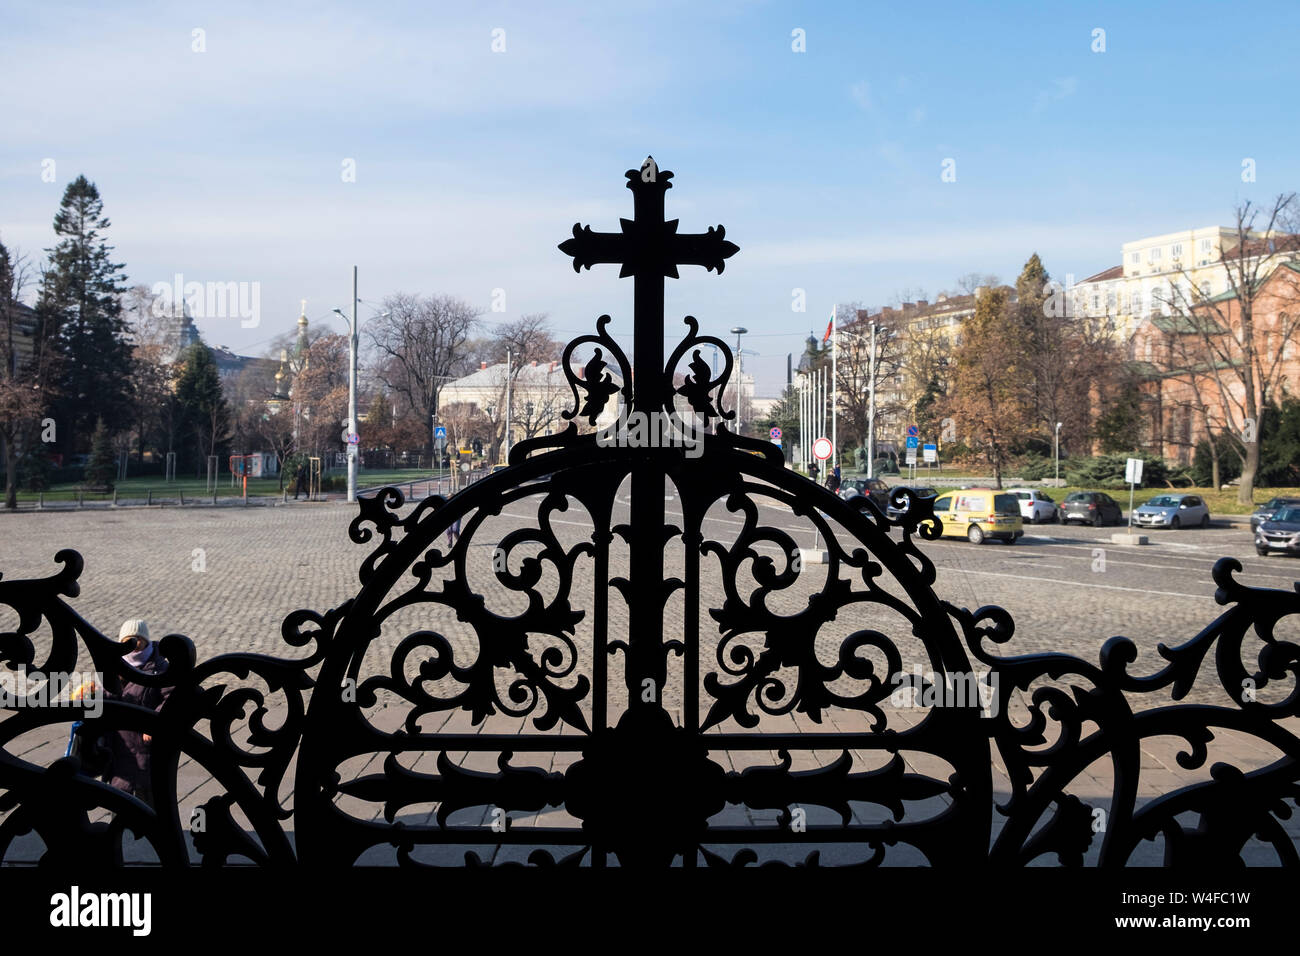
[
  {"left": 770, "top": 426, "right": 783, "bottom": 440},
  {"left": 812, "top": 437, "right": 833, "bottom": 461}
]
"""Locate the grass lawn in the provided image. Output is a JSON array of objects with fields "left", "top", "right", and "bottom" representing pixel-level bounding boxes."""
[{"left": 12, "top": 467, "right": 454, "bottom": 503}]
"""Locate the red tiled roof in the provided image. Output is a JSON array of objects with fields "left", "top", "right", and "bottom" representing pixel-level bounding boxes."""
[{"left": 1078, "top": 265, "right": 1123, "bottom": 284}]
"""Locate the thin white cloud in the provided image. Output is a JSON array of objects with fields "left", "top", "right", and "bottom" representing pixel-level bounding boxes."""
[{"left": 1033, "top": 76, "right": 1078, "bottom": 113}]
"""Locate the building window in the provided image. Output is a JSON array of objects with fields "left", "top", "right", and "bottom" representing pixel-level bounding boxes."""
[
  {"left": 1130, "top": 252, "right": 1140, "bottom": 264},
  {"left": 1199, "top": 238, "right": 1212, "bottom": 254},
  {"left": 1171, "top": 242, "right": 1183, "bottom": 258},
  {"left": 1200, "top": 281, "right": 1211, "bottom": 298},
  {"left": 1149, "top": 247, "right": 1162, "bottom": 263},
  {"left": 1131, "top": 292, "right": 1143, "bottom": 314},
  {"left": 1144, "top": 340, "right": 1153, "bottom": 362}
]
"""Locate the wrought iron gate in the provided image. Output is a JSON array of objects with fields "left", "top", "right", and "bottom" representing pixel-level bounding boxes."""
[{"left": 1, "top": 161, "right": 1297, "bottom": 867}]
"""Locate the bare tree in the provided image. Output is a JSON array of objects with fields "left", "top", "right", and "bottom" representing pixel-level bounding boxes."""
[
  {"left": 367, "top": 293, "right": 479, "bottom": 454},
  {"left": 478, "top": 314, "right": 563, "bottom": 462},
  {"left": 0, "top": 242, "right": 54, "bottom": 508},
  {"left": 1165, "top": 194, "right": 1300, "bottom": 503},
  {"left": 834, "top": 305, "right": 906, "bottom": 459}
]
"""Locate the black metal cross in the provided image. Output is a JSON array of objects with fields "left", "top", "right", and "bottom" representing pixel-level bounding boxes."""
[
  {"left": 558, "top": 158, "right": 738, "bottom": 411},
  {"left": 558, "top": 158, "right": 738, "bottom": 716}
]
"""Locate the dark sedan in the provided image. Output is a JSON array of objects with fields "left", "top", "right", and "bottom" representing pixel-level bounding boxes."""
[
  {"left": 1059, "top": 491, "right": 1124, "bottom": 526},
  {"left": 839, "top": 477, "right": 890, "bottom": 508},
  {"left": 1250, "top": 496, "right": 1300, "bottom": 531},
  {"left": 884, "top": 486, "right": 938, "bottom": 520},
  {"left": 1255, "top": 506, "right": 1300, "bottom": 555}
]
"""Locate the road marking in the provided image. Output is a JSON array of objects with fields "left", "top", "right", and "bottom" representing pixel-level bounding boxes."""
[{"left": 938, "top": 566, "right": 1217, "bottom": 600}]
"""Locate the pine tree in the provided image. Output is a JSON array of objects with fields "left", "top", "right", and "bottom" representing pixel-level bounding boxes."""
[
  {"left": 84, "top": 417, "right": 116, "bottom": 491},
  {"left": 39, "top": 176, "right": 133, "bottom": 454},
  {"left": 173, "top": 342, "right": 230, "bottom": 472}
]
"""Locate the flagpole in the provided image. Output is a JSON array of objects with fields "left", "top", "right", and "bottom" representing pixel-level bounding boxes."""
[{"left": 830, "top": 306, "right": 837, "bottom": 475}]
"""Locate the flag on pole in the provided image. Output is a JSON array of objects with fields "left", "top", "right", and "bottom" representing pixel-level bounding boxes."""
[{"left": 822, "top": 313, "right": 834, "bottom": 343}]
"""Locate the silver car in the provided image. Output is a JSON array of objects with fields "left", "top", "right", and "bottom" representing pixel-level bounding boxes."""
[{"left": 1132, "top": 493, "right": 1210, "bottom": 529}]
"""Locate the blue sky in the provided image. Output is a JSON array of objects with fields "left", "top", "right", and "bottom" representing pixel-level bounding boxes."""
[{"left": 4, "top": 0, "right": 1299, "bottom": 394}]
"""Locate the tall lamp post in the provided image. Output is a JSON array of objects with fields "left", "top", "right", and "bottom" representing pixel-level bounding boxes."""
[
  {"left": 332, "top": 269, "right": 360, "bottom": 504},
  {"left": 730, "top": 326, "right": 747, "bottom": 431},
  {"left": 334, "top": 270, "right": 388, "bottom": 503},
  {"left": 1054, "top": 421, "right": 1063, "bottom": 484}
]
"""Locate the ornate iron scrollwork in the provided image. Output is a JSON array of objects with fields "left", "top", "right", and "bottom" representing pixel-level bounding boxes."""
[{"left": 0, "top": 161, "right": 1296, "bottom": 867}]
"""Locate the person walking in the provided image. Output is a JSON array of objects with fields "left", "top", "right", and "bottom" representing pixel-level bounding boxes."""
[
  {"left": 446, "top": 517, "right": 462, "bottom": 547},
  {"left": 293, "top": 462, "right": 308, "bottom": 500}
]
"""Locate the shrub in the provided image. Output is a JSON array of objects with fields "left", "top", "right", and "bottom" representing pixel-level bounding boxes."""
[{"left": 1066, "top": 453, "right": 1190, "bottom": 489}]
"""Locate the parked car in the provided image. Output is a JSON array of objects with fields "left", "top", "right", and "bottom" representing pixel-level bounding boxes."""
[
  {"left": 1133, "top": 493, "right": 1210, "bottom": 530},
  {"left": 884, "top": 486, "right": 938, "bottom": 520},
  {"left": 1251, "top": 496, "right": 1300, "bottom": 531},
  {"left": 930, "top": 488, "right": 1023, "bottom": 544},
  {"left": 1255, "top": 506, "right": 1300, "bottom": 556},
  {"left": 839, "top": 476, "right": 890, "bottom": 508},
  {"left": 1059, "top": 491, "right": 1123, "bottom": 526},
  {"left": 1006, "top": 488, "right": 1057, "bottom": 524}
]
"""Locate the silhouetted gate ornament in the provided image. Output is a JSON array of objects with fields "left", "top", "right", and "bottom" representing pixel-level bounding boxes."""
[{"left": 1, "top": 160, "right": 1298, "bottom": 868}]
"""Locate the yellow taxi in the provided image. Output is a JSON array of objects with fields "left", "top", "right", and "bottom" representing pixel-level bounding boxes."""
[{"left": 930, "top": 488, "right": 1024, "bottom": 544}]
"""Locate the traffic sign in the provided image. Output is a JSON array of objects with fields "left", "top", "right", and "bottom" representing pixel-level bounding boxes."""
[
  {"left": 922, "top": 443, "right": 937, "bottom": 463},
  {"left": 812, "top": 437, "right": 833, "bottom": 461},
  {"left": 907, "top": 424, "right": 919, "bottom": 438},
  {"left": 346, "top": 433, "right": 360, "bottom": 445},
  {"left": 769, "top": 426, "right": 782, "bottom": 440},
  {"left": 905, "top": 435, "right": 919, "bottom": 449},
  {"left": 435, "top": 426, "right": 447, "bottom": 440},
  {"left": 1125, "top": 457, "right": 1143, "bottom": 484}
]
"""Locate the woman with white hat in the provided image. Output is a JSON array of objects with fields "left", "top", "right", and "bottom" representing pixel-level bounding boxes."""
[{"left": 102, "top": 619, "right": 173, "bottom": 807}]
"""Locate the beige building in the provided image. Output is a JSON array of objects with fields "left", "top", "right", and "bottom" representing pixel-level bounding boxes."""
[
  {"left": 439, "top": 358, "right": 623, "bottom": 450},
  {"left": 1069, "top": 227, "right": 1286, "bottom": 345}
]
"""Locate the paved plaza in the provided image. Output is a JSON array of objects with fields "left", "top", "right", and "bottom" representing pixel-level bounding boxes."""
[{"left": 1, "top": 492, "right": 1297, "bottom": 865}]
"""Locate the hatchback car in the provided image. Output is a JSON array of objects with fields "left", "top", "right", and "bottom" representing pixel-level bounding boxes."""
[
  {"left": 1133, "top": 493, "right": 1210, "bottom": 529},
  {"left": 884, "top": 486, "right": 938, "bottom": 520},
  {"left": 1250, "top": 496, "right": 1300, "bottom": 531},
  {"left": 839, "top": 477, "right": 890, "bottom": 508},
  {"left": 930, "top": 489, "right": 1023, "bottom": 544},
  {"left": 1059, "top": 491, "right": 1123, "bottom": 526},
  {"left": 1006, "top": 488, "right": 1057, "bottom": 523},
  {"left": 1256, "top": 506, "right": 1300, "bottom": 555}
]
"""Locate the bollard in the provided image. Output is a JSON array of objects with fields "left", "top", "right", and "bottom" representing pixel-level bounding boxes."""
[
  {"left": 78, "top": 490, "right": 83, "bottom": 508},
  {"left": 112, "top": 488, "right": 117, "bottom": 506},
  {"left": 38, "top": 492, "right": 43, "bottom": 509},
  {"left": 180, "top": 490, "right": 184, "bottom": 506},
  {"left": 147, "top": 489, "right": 152, "bottom": 506}
]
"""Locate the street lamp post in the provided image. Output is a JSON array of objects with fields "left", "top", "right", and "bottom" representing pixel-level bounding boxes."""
[
  {"left": 867, "top": 323, "right": 880, "bottom": 479},
  {"left": 332, "top": 267, "right": 360, "bottom": 503},
  {"left": 1054, "top": 421, "right": 1063, "bottom": 484},
  {"left": 730, "top": 327, "right": 747, "bottom": 431},
  {"left": 334, "top": 273, "right": 388, "bottom": 503}
]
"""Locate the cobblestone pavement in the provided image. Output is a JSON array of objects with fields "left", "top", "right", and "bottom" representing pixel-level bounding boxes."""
[{"left": 1, "top": 492, "right": 1297, "bottom": 864}]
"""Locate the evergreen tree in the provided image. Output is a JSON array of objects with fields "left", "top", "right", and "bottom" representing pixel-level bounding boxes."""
[
  {"left": 39, "top": 176, "right": 132, "bottom": 454},
  {"left": 84, "top": 417, "right": 116, "bottom": 490},
  {"left": 174, "top": 343, "right": 231, "bottom": 473}
]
